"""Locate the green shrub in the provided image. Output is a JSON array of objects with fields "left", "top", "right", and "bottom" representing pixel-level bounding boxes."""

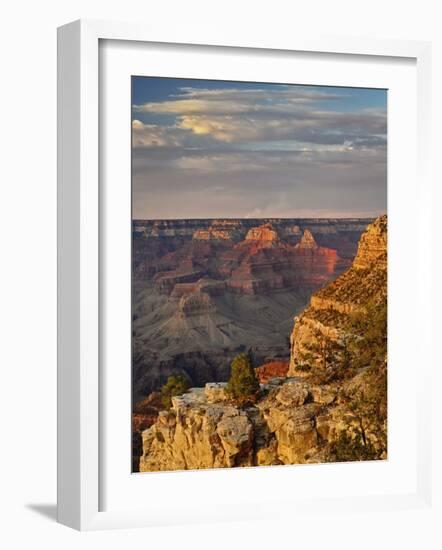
[
  {"left": 227, "top": 352, "right": 260, "bottom": 401},
  {"left": 348, "top": 301, "right": 387, "bottom": 369},
  {"left": 326, "top": 430, "right": 378, "bottom": 462},
  {"left": 160, "top": 374, "right": 190, "bottom": 408},
  {"left": 297, "top": 362, "right": 312, "bottom": 372}
]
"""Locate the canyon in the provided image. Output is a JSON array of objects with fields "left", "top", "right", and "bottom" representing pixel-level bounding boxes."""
[
  {"left": 132, "top": 218, "right": 372, "bottom": 401},
  {"left": 137, "top": 216, "right": 388, "bottom": 472}
]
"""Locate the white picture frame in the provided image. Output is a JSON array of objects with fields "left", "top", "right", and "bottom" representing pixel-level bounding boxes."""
[{"left": 57, "top": 19, "right": 432, "bottom": 531}]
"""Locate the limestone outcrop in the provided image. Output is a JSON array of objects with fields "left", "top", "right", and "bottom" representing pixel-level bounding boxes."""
[
  {"left": 139, "top": 387, "right": 255, "bottom": 471},
  {"left": 139, "top": 370, "right": 386, "bottom": 471}
]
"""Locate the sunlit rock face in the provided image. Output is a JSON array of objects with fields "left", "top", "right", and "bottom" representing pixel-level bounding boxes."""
[
  {"left": 139, "top": 371, "right": 385, "bottom": 471},
  {"left": 139, "top": 387, "right": 255, "bottom": 471},
  {"left": 288, "top": 215, "right": 387, "bottom": 376},
  {"left": 352, "top": 215, "right": 387, "bottom": 270},
  {"left": 245, "top": 223, "right": 280, "bottom": 244},
  {"left": 295, "top": 229, "right": 318, "bottom": 249},
  {"left": 225, "top": 224, "right": 341, "bottom": 295}
]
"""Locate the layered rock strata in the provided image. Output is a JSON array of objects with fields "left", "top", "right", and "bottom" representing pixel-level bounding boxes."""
[{"left": 132, "top": 218, "right": 372, "bottom": 400}]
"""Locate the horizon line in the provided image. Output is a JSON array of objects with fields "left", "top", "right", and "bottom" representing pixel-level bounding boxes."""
[{"left": 132, "top": 215, "right": 383, "bottom": 222}]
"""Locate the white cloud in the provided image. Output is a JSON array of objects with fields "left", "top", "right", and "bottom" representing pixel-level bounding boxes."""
[
  {"left": 133, "top": 86, "right": 347, "bottom": 117},
  {"left": 133, "top": 86, "right": 386, "bottom": 148},
  {"left": 131, "top": 84, "right": 387, "bottom": 219}
]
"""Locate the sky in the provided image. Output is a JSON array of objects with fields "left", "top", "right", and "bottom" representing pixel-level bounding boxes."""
[{"left": 132, "top": 77, "right": 387, "bottom": 219}]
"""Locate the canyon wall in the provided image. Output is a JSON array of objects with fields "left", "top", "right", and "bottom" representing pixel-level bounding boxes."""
[
  {"left": 289, "top": 215, "right": 387, "bottom": 375},
  {"left": 132, "top": 218, "right": 370, "bottom": 400},
  {"left": 138, "top": 216, "right": 388, "bottom": 471}
]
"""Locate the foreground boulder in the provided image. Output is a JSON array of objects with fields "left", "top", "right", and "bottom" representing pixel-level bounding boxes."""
[
  {"left": 139, "top": 375, "right": 384, "bottom": 471},
  {"left": 139, "top": 388, "right": 254, "bottom": 471}
]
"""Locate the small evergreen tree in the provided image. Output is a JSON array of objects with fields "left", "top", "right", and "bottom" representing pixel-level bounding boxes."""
[
  {"left": 227, "top": 352, "right": 260, "bottom": 401},
  {"left": 160, "top": 374, "right": 190, "bottom": 408}
]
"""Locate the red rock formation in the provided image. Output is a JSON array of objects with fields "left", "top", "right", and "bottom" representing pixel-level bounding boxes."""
[
  {"left": 290, "top": 246, "right": 339, "bottom": 287},
  {"left": 256, "top": 361, "right": 289, "bottom": 383},
  {"left": 226, "top": 226, "right": 340, "bottom": 294},
  {"left": 148, "top": 222, "right": 343, "bottom": 298}
]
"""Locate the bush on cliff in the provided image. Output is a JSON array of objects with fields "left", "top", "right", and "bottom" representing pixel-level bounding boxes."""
[
  {"left": 227, "top": 352, "right": 260, "bottom": 402},
  {"left": 348, "top": 301, "right": 387, "bottom": 371},
  {"left": 326, "top": 299, "right": 388, "bottom": 461},
  {"left": 326, "top": 430, "right": 378, "bottom": 462},
  {"left": 160, "top": 374, "right": 190, "bottom": 408}
]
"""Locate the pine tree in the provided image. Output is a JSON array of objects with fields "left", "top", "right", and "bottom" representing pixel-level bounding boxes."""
[
  {"left": 227, "top": 352, "right": 260, "bottom": 401},
  {"left": 160, "top": 374, "right": 190, "bottom": 408}
]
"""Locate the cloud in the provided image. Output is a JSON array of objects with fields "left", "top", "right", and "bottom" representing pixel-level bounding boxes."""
[
  {"left": 132, "top": 119, "right": 183, "bottom": 148},
  {"left": 131, "top": 82, "right": 387, "bottom": 218},
  {"left": 133, "top": 86, "right": 347, "bottom": 116},
  {"left": 133, "top": 86, "right": 386, "bottom": 149},
  {"left": 175, "top": 110, "right": 386, "bottom": 144}
]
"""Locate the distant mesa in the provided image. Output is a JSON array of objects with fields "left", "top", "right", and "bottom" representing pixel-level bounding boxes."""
[
  {"left": 193, "top": 219, "right": 242, "bottom": 241},
  {"left": 295, "top": 229, "right": 319, "bottom": 250},
  {"left": 193, "top": 228, "right": 232, "bottom": 241},
  {"left": 245, "top": 223, "right": 279, "bottom": 243}
]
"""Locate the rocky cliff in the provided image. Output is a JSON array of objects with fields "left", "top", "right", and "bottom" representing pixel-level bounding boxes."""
[
  {"left": 139, "top": 380, "right": 318, "bottom": 471},
  {"left": 289, "top": 215, "right": 387, "bottom": 375},
  {"left": 139, "top": 367, "right": 386, "bottom": 471},
  {"left": 138, "top": 216, "right": 387, "bottom": 471}
]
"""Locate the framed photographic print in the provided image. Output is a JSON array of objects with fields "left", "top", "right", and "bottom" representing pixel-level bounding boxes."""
[{"left": 57, "top": 20, "right": 432, "bottom": 530}]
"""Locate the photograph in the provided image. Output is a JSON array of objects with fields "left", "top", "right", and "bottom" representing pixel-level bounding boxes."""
[{"left": 131, "top": 76, "right": 388, "bottom": 473}]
